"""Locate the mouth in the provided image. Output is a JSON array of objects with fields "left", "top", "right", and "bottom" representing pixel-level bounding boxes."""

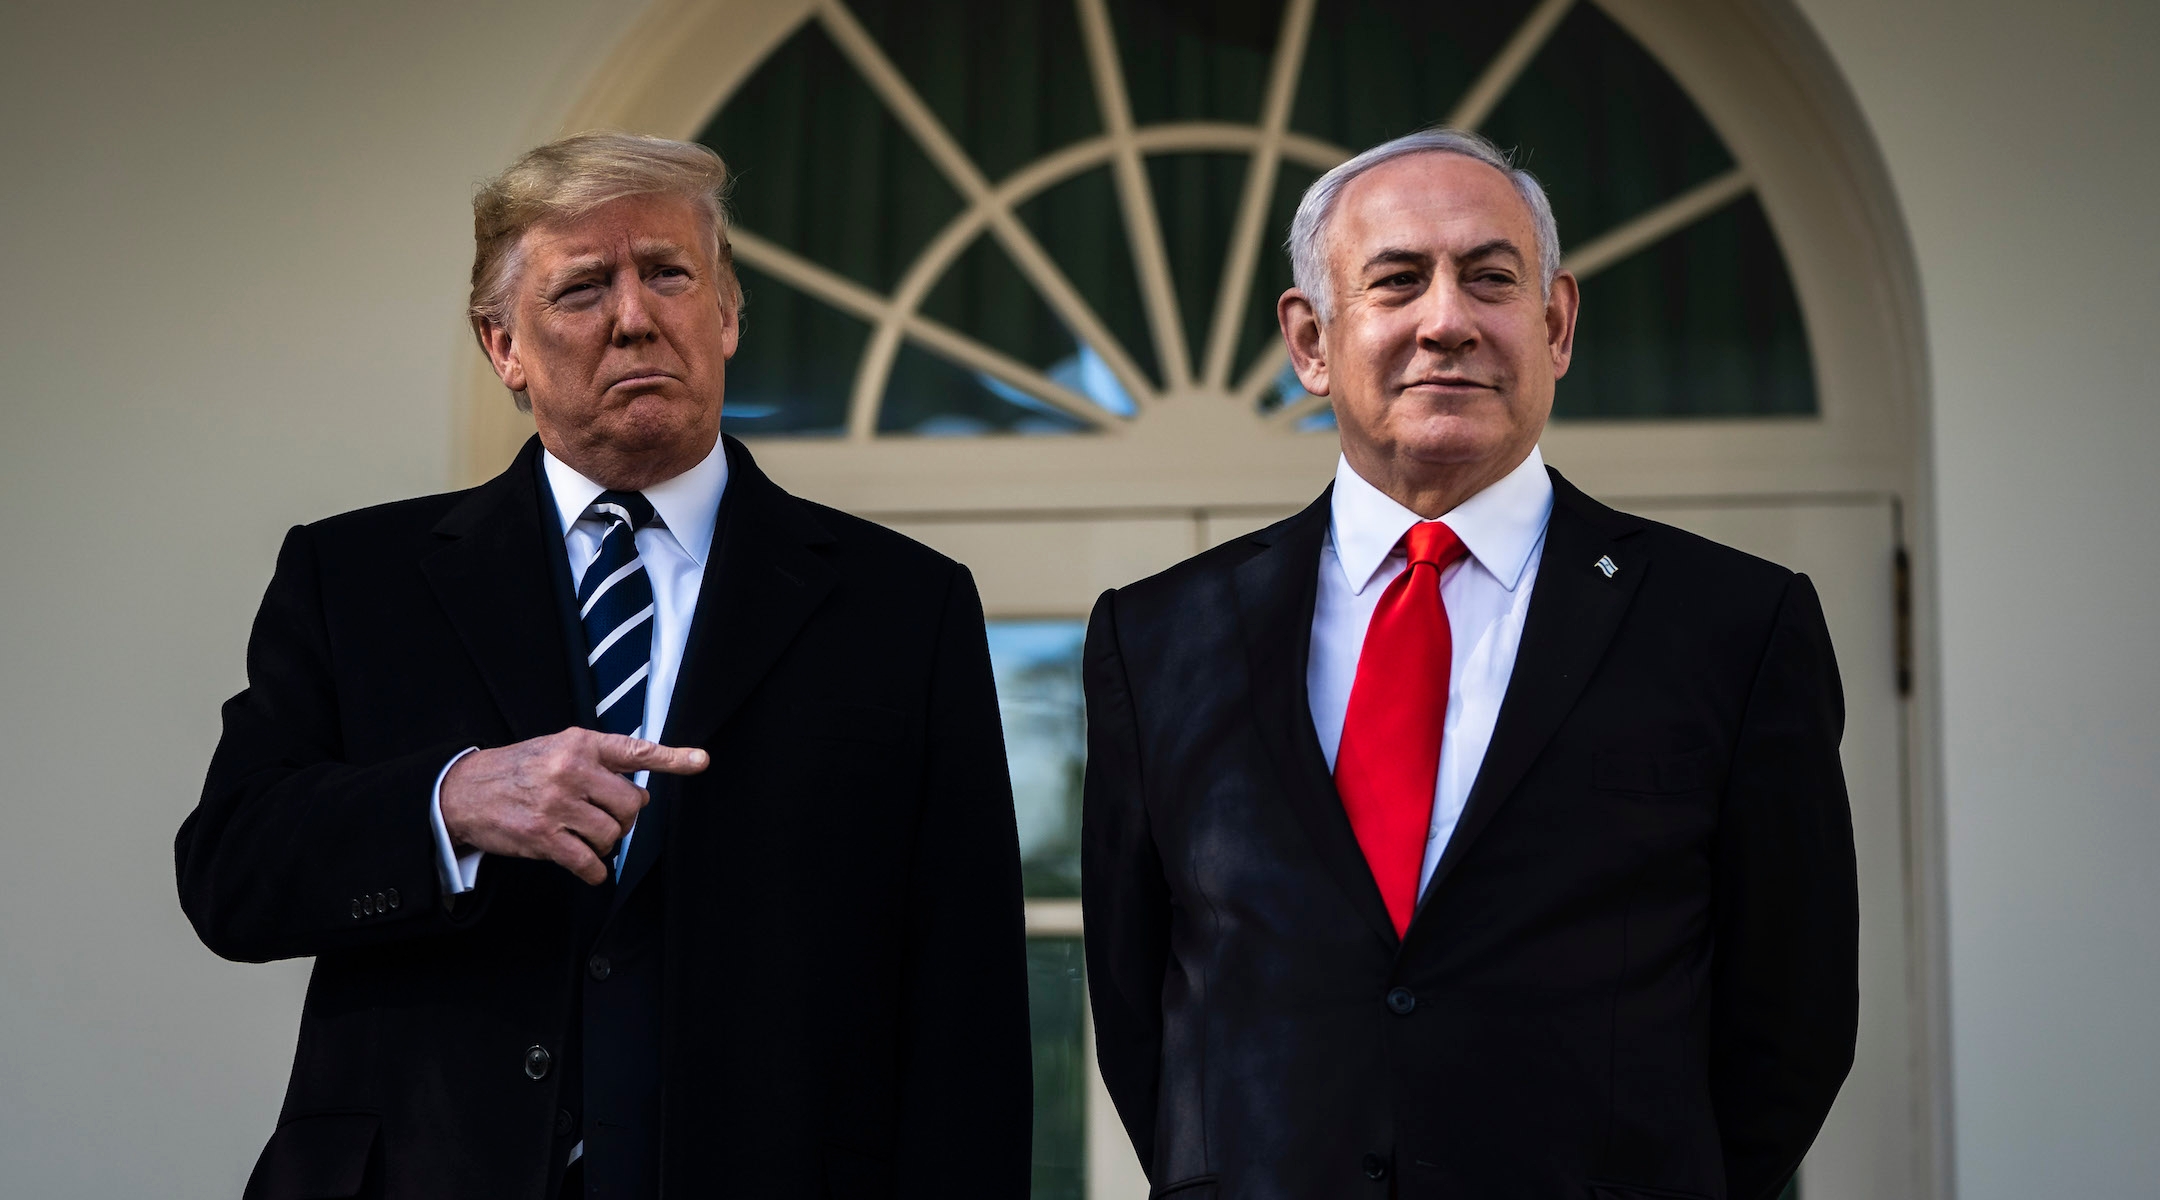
[
  {"left": 1402, "top": 376, "right": 1497, "bottom": 394},
  {"left": 607, "top": 371, "right": 678, "bottom": 392}
]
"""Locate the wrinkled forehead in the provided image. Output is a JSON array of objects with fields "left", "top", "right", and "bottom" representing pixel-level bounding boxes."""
[
  {"left": 1327, "top": 152, "right": 1537, "bottom": 266},
  {"left": 518, "top": 193, "right": 717, "bottom": 276}
]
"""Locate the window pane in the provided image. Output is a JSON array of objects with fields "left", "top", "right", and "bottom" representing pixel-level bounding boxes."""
[
  {"left": 1478, "top": 2, "right": 1736, "bottom": 253},
  {"left": 879, "top": 343, "right": 1095, "bottom": 437},
  {"left": 1017, "top": 168, "right": 1164, "bottom": 391},
  {"left": 988, "top": 621, "right": 1086, "bottom": 898},
  {"left": 1109, "top": 0, "right": 1287, "bottom": 128},
  {"left": 721, "top": 262, "right": 866, "bottom": 438},
  {"left": 1148, "top": 152, "right": 1249, "bottom": 362},
  {"left": 697, "top": 21, "right": 964, "bottom": 293},
  {"left": 1027, "top": 937, "right": 1089, "bottom": 1200},
  {"left": 1292, "top": 0, "right": 1535, "bottom": 150},
  {"left": 1558, "top": 194, "right": 1816, "bottom": 419},
  {"left": 840, "top": 0, "right": 1101, "bottom": 183}
]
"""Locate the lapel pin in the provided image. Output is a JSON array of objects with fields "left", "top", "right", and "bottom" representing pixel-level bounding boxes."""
[{"left": 1595, "top": 554, "right": 1618, "bottom": 579}]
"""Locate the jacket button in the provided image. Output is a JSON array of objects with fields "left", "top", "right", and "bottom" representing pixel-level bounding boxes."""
[
  {"left": 1362, "top": 1152, "right": 1389, "bottom": 1180},
  {"left": 374, "top": 892, "right": 388, "bottom": 913},
  {"left": 362, "top": 895, "right": 375, "bottom": 915},
  {"left": 1385, "top": 987, "right": 1417, "bottom": 1015},
  {"left": 385, "top": 888, "right": 400, "bottom": 910},
  {"left": 524, "top": 1045, "right": 552, "bottom": 1080},
  {"left": 349, "top": 899, "right": 363, "bottom": 919},
  {"left": 554, "top": 1107, "right": 575, "bottom": 1137},
  {"left": 588, "top": 955, "right": 612, "bottom": 981}
]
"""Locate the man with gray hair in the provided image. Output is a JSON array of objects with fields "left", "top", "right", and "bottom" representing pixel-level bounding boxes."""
[
  {"left": 1081, "top": 128, "right": 1857, "bottom": 1199},
  {"left": 178, "top": 132, "right": 1032, "bottom": 1199}
]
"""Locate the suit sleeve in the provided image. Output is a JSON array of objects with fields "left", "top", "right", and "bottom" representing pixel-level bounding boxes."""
[
  {"left": 1080, "top": 589, "right": 1172, "bottom": 1178},
  {"left": 891, "top": 563, "right": 1033, "bottom": 1198},
  {"left": 1710, "top": 573, "right": 1861, "bottom": 1200},
  {"left": 175, "top": 524, "right": 479, "bottom": 963}
]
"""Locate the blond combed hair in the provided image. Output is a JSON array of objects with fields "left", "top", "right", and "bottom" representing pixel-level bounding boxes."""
[{"left": 468, "top": 131, "right": 742, "bottom": 356}]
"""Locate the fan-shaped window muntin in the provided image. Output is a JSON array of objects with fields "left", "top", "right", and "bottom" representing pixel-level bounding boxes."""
[{"left": 702, "top": 0, "right": 1816, "bottom": 442}]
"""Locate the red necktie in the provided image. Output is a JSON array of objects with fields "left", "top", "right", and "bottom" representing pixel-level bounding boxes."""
[{"left": 1335, "top": 521, "right": 1467, "bottom": 937}]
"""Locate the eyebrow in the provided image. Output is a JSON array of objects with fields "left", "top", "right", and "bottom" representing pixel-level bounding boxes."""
[
  {"left": 1457, "top": 238, "right": 1528, "bottom": 270},
  {"left": 1360, "top": 247, "right": 1433, "bottom": 274},
  {"left": 542, "top": 255, "right": 607, "bottom": 289},
  {"left": 1358, "top": 239, "right": 1529, "bottom": 276},
  {"left": 631, "top": 237, "right": 696, "bottom": 263}
]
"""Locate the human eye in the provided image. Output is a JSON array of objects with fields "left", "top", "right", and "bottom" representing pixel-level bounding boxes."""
[
  {"left": 1466, "top": 268, "right": 1521, "bottom": 295},
  {"left": 1369, "top": 269, "right": 1420, "bottom": 293},
  {"left": 550, "top": 280, "right": 602, "bottom": 308}
]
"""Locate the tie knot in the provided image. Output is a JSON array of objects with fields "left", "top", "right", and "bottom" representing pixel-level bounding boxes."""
[
  {"left": 1402, "top": 520, "right": 1466, "bottom": 570},
  {"left": 590, "top": 490, "right": 656, "bottom": 531}
]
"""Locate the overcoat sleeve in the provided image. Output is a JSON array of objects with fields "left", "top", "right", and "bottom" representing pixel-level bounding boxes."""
[
  {"left": 175, "top": 524, "right": 472, "bottom": 963},
  {"left": 1079, "top": 588, "right": 1173, "bottom": 1179},
  {"left": 1710, "top": 574, "right": 1861, "bottom": 1200},
  {"left": 890, "top": 563, "right": 1034, "bottom": 1198}
]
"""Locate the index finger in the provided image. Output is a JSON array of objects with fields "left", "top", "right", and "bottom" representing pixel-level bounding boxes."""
[{"left": 593, "top": 734, "right": 710, "bottom": 776}]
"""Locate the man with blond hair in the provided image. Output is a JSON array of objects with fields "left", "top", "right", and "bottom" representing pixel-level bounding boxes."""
[
  {"left": 1082, "top": 129, "right": 1856, "bottom": 1199},
  {"left": 177, "top": 132, "right": 1031, "bottom": 1199}
]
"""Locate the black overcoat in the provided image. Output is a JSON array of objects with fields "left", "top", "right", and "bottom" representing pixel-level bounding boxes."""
[{"left": 177, "top": 435, "right": 1032, "bottom": 1199}]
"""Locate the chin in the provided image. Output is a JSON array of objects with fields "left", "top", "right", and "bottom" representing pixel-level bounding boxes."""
[
  {"left": 1392, "top": 415, "right": 1506, "bottom": 466},
  {"left": 612, "top": 394, "right": 715, "bottom": 446}
]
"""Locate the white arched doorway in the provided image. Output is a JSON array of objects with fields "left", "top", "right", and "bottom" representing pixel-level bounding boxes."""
[{"left": 461, "top": 2, "right": 1941, "bottom": 1196}]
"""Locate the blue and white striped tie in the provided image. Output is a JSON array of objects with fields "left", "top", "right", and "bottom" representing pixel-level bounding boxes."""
[{"left": 578, "top": 490, "right": 657, "bottom": 743}]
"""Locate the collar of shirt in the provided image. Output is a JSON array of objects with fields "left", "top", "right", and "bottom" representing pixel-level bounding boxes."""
[
  {"left": 539, "top": 437, "right": 730, "bottom": 565},
  {"left": 1328, "top": 445, "right": 1554, "bottom": 597}
]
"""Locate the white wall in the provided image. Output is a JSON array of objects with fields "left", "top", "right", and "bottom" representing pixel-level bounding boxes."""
[
  {"left": 0, "top": 2, "right": 628, "bottom": 1194},
  {"left": 1788, "top": 0, "right": 2160, "bottom": 1195},
  {"left": 1, "top": 1, "right": 2155, "bottom": 1196}
]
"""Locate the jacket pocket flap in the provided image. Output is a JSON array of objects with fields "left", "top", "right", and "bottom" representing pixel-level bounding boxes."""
[
  {"left": 1594, "top": 748, "right": 1715, "bottom": 794},
  {"left": 246, "top": 1112, "right": 379, "bottom": 1200}
]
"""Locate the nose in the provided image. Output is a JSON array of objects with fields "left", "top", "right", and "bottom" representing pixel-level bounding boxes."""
[
  {"left": 1416, "top": 276, "right": 1478, "bottom": 357},
  {"left": 609, "top": 272, "right": 659, "bottom": 346}
]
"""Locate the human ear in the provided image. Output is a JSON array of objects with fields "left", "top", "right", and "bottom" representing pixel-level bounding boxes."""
[
  {"left": 1545, "top": 271, "right": 1581, "bottom": 379},
  {"left": 1278, "top": 289, "right": 1331, "bottom": 397},
  {"left": 475, "top": 318, "right": 528, "bottom": 394}
]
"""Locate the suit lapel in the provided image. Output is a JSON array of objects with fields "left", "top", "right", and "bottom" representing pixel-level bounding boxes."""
[
  {"left": 656, "top": 435, "right": 838, "bottom": 752},
  {"left": 1233, "top": 489, "right": 1400, "bottom": 953},
  {"left": 1413, "top": 468, "right": 1648, "bottom": 916},
  {"left": 421, "top": 437, "right": 580, "bottom": 742},
  {"left": 616, "top": 437, "right": 835, "bottom": 904}
]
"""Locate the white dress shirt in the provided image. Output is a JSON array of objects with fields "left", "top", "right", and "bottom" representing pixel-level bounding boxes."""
[
  {"left": 428, "top": 440, "right": 729, "bottom": 895},
  {"left": 1307, "top": 447, "right": 1553, "bottom": 899}
]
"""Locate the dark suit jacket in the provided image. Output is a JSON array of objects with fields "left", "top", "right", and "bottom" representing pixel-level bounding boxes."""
[
  {"left": 176, "top": 435, "right": 1032, "bottom": 1199},
  {"left": 1081, "top": 469, "right": 1857, "bottom": 1200}
]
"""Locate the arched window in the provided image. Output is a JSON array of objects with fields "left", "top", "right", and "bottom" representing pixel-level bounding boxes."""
[{"left": 702, "top": 0, "right": 1815, "bottom": 443}]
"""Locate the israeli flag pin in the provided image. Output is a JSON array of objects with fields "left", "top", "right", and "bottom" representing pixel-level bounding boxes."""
[{"left": 1595, "top": 554, "right": 1619, "bottom": 579}]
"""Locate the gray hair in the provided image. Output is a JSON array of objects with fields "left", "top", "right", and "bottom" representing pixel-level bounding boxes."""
[
  {"left": 469, "top": 132, "right": 741, "bottom": 410},
  {"left": 1287, "top": 128, "right": 1562, "bottom": 319}
]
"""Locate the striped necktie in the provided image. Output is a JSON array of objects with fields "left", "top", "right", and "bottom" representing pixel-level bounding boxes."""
[{"left": 578, "top": 490, "right": 657, "bottom": 741}]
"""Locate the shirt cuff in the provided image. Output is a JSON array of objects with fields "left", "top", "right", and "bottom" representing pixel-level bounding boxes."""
[{"left": 429, "top": 747, "right": 483, "bottom": 896}]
